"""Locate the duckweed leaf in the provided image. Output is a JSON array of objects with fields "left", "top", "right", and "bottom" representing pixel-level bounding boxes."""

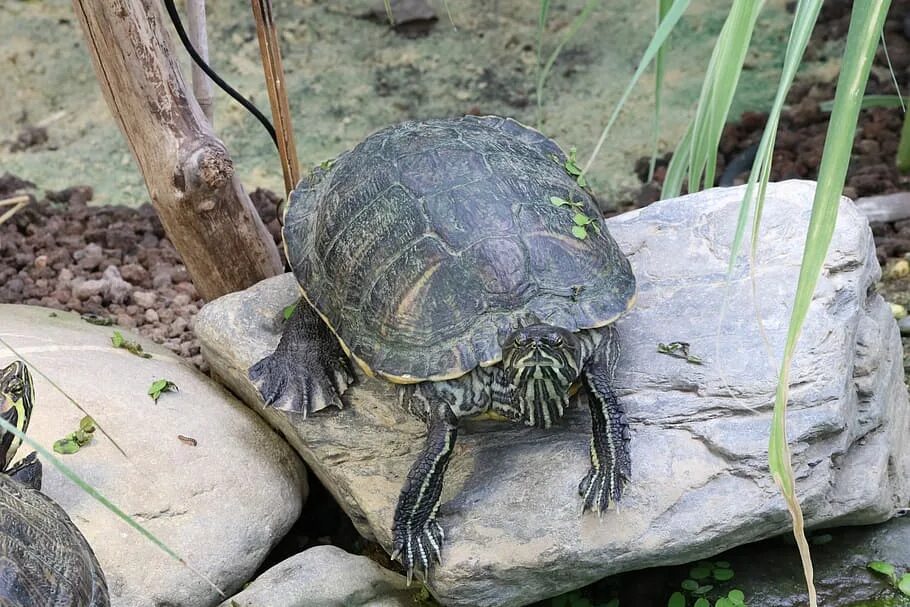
[
  {"left": 868, "top": 561, "right": 897, "bottom": 581},
  {"left": 714, "top": 599, "right": 734, "bottom": 607},
  {"left": 53, "top": 416, "right": 96, "bottom": 455},
  {"left": 668, "top": 592, "right": 685, "bottom": 607},
  {"left": 727, "top": 589, "right": 745, "bottom": 605},
  {"left": 898, "top": 573, "right": 910, "bottom": 596},
  {"left": 550, "top": 196, "right": 570, "bottom": 207},
  {"left": 573, "top": 213, "right": 592, "bottom": 226},
  {"left": 111, "top": 331, "right": 152, "bottom": 358},
  {"left": 81, "top": 313, "right": 114, "bottom": 326},
  {"left": 714, "top": 561, "right": 730, "bottom": 568},
  {"left": 282, "top": 302, "right": 298, "bottom": 321},
  {"left": 713, "top": 568, "right": 735, "bottom": 582},
  {"left": 571, "top": 226, "right": 588, "bottom": 239},
  {"left": 690, "top": 566, "right": 712, "bottom": 580},
  {"left": 693, "top": 585, "right": 713, "bottom": 595},
  {"left": 681, "top": 580, "right": 699, "bottom": 591},
  {"left": 694, "top": 599, "right": 710, "bottom": 607},
  {"left": 148, "top": 379, "right": 178, "bottom": 403}
]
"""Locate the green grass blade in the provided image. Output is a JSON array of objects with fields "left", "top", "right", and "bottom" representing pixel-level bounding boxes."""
[
  {"left": 536, "top": 0, "right": 598, "bottom": 125},
  {"left": 898, "top": 110, "right": 910, "bottom": 172},
  {"left": 663, "top": 0, "right": 764, "bottom": 198},
  {"left": 583, "top": 0, "right": 691, "bottom": 174},
  {"left": 768, "top": 3, "right": 890, "bottom": 607},
  {"left": 0, "top": 415, "right": 225, "bottom": 597},
  {"left": 729, "top": 0, "right": 823, "bottom": 272},
  {"left": 648, "top": 0, "right": 674, "bottom": 182},
  {"left": 819, "top": 94, "right": 903, "bottom": 112}
]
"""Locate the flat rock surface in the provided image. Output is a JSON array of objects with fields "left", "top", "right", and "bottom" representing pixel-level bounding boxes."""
[
  {"left": 196, "top": 180, "right": 910, "bottom": 607},
  {"left": 220, "top": 545, "right": 415, "bottom": 607},
  {"left": 0, "top": 305, "right": 307, "bottom": 607}
]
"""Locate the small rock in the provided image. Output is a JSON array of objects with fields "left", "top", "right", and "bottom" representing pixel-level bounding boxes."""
[
  {"left": 220, "top": 546, "right": 413, "bottom": 607},
  {"left": 144, "top": 308, "right": 160, "bottom": 324},
  {"left": 74, "top": 243, "right": 104, "bottom": 271},
  {"left": 152, "top": 269, "right": 173, "bottom": 289},
  {"left": 73, "top": 278, "right": 108, "bottom": 301},
  {"left": 887, "top": 258, "right": 910, "bottom": 280},
  {"left": 119, "top": 263, "right": 149, "bottom": 285},
  {"left": 173, "top": 293, "right": 191, "bottom": 307},
  {"left": 890, "top": 302, "right": 907, "bottom": 319},
  {"left": 57, "top": 268, "right": 74, "bottom": 283},
  {"left": 168, "top": 317, "right": 188, "bottom": 338},
  {"left": 132, "top": 290, "right": 157, "bottom": 308},
  {"left": 102, "top": 266, "right": 132, "bottom": 304},
  {"left": 34, "top": 255, "right": 48, "bottom": 269},
  {"left": 898, "top": 316, "right": 910, "bottom": 336}
]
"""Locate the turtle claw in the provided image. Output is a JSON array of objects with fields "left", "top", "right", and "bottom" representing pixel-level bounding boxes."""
[
  {"left": 392, "top": 519, "right": 445, "bottom": 585},
  {"left": 249, "top": 351, "right": 346, "bottom": 417},
  {"left": 578, "top": 462, "right": 625, "bottom": 516}
]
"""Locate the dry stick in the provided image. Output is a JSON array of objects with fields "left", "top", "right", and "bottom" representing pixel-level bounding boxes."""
[
  {"left": 250, "top": 0, "right": 300, "bottom": 197},
  {"left": 72, "top": 0, "right": 282, "bottom": 301},
  {"left": 186, "top": 0, "right": 214, "bottom": 124},
  {"left": 0, "top": 195, "right": 30, "bottom": 226}
]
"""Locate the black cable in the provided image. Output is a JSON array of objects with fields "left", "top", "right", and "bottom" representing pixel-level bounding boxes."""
[{"left": 162, "top": 0, "right": 278, "bottom": 148}]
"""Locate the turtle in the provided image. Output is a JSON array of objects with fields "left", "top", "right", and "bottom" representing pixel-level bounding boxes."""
[
  {"left": 249, "top": 115, "right": 636, "bottom": 580},
  {"left": 0, "top": 360, "right": 110, "bottom": 606}
]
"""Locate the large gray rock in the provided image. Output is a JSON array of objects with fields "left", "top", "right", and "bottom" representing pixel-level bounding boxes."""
[
  {"left": 0, "top": 305, "right": 308, "bottom": 607},
  {"left": 195, "top": 180, "right": 910, "bottom": 607},
  {"left": 220, "top": 545, "right": 416, "bottom": 607}
]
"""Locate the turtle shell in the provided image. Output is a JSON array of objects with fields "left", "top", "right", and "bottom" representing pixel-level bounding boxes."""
[
  {"left": 0, "top": 470, "right": 109, "bottom": 606},
  {"left": 283, "top": 115, "right": 635, "bottom": 383}
]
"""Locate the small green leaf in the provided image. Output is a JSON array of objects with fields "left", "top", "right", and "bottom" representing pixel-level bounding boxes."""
[
  {"left": 111, "top": 331, "right": 152, "bottom": 358},
  {"left": 53, "top": 436, "right": 81, "bottom": 454},
  {"left": 712, "top": 568, "right": 734, "bottom": 582},
  {"left": 727, "top": 589, "right": 745, "bottom": 605},
  {"left": 694, "top": 599, "right": 710, "bottom": 607},
  {"left": 690, "top": 566, "right": 711, "bottom": 580},
  {"left": 282, "top": 303, "right": 298, "bottom": 321},
  {"left": 571, "top": 226, "right": 588, "bottom": 239},
  {"left": 898, "top": 573, "right": 910, "bottom": 597},
  {"left": 868, "top": 560, "right": 897, "bottom": 580},
  {"left": 714, "top": 561, "right": 730, "bottom": 568},
  {"left": 550, "top": 196, "right": 570, "bottom": 207},
  {"left": 667, "top": 592, "right": 685, "bottom": 607},
  {"left": 681, "top": 580, "right": 699, "bottom": 591},
  {"left": 576, "top": 174, "right": 587, "bottom": 188},
  {"left": 148, "top": 379, "right": 178, "bottom": 403},
  {"left": 573, "top": 213, "right": 592, "bottom": 226},
  {"left": 79, "top": 415, "right": 96, "bottom": 434},
  {"left": 693, "top": 585, "right": 713, "bottom": 596},
  {"left": 714, "top": 599, "right": 733, "bottom": 607}
]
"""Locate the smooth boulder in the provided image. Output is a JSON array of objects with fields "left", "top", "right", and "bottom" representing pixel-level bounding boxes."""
[
  {"left": 196, "top": 180, "right": 910, "bottom": 607},
  {"left": 220, "top": 545, "right": 415, "bottom": 607},
  {"left": 0, "top": 305, "right": 307, "bottom": 607}
]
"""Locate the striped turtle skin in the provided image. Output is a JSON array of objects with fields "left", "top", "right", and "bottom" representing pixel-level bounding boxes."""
[{"left": 0, "top": 361, "right": 109, "bottom": 607}]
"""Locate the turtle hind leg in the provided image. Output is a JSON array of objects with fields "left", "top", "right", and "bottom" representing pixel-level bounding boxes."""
[
  {"left": 392, "top": 400, "right": 458, "bottom": 584},
  {"left": 249, "top": 300, "right": 354, "bottom": 417},
  {"left": 579, "top": 326, "right": 631, "bottom": 515},
  {"left": 6, "top": 452, "right": 42, "bottom": 490}
]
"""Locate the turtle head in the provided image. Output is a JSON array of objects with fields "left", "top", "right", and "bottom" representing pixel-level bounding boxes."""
[
  {"left": 502, "top": 324, "right": 582, "bottom": 426},
  {"left": 1, "top": 361, "right": 34, "bottom": 472}
]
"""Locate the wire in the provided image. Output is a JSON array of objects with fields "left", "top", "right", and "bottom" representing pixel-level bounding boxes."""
[{"left": 162, "top": 0, "right": 278, "bottom": 148}]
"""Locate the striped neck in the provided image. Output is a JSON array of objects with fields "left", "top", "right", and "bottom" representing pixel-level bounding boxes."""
[
  {"left": 502, "top": 324, "right": 582, "bottom": 428},
  {"left": 0, "top": 361, "right": 34, "bottom": 472}
]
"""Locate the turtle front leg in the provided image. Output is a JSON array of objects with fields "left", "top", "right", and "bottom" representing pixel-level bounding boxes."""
[
  {"left": 579, "top": 325, "right": 632, "bottom": 514},
  {"left": 392, "top": 401, "right": 458, "bottom": 584},
  {"left": 248, "top": 299, "right": 354, "bottom": 417}
]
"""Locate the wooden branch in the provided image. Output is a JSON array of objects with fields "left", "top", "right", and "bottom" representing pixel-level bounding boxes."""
[
  {"left": 186, "top": 0, "right": 214, "bottom": 124},
  {"left": 72, "top": 0, "right": 283, "bottom": 301},
  {"left": 250, "top": 0, "right": 300, "bottom": 196}
]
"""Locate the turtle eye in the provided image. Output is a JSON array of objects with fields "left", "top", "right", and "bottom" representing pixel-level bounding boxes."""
[
  {"left": 5, "top": 379, "right": 22, "bottom": 399},
  {"left": 514, "top": 334, "right": 529, "bottom": 347},
  {"left": 550, "top": 335, "right": 563, "bottom": 347}
]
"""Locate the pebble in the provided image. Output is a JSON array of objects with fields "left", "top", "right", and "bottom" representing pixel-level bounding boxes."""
[
  {"left": 132, "top": 290, "right": 157, "bottom": 308},
  {"left": 145, "top": 308, "right": 160, "bottom": 323},
  {"left": 890, "top": 303, "right": 907, "bottom": 319},
  {"left": 887, "top": 259, "right": 910, "bottom": 279},
  {"left": 899, "top": 316, "right": 910, "bottom": 336}
]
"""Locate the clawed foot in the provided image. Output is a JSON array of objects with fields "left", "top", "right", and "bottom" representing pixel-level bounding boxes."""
[
  {"left": 391, "top": 518, "right": 445, "bottom": 584},
  {"left": 578, "top": 461, "right": 628, "bottom": 516},
  {"left": 249, "top": 350, "right": 353, "bottom": 417}
]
